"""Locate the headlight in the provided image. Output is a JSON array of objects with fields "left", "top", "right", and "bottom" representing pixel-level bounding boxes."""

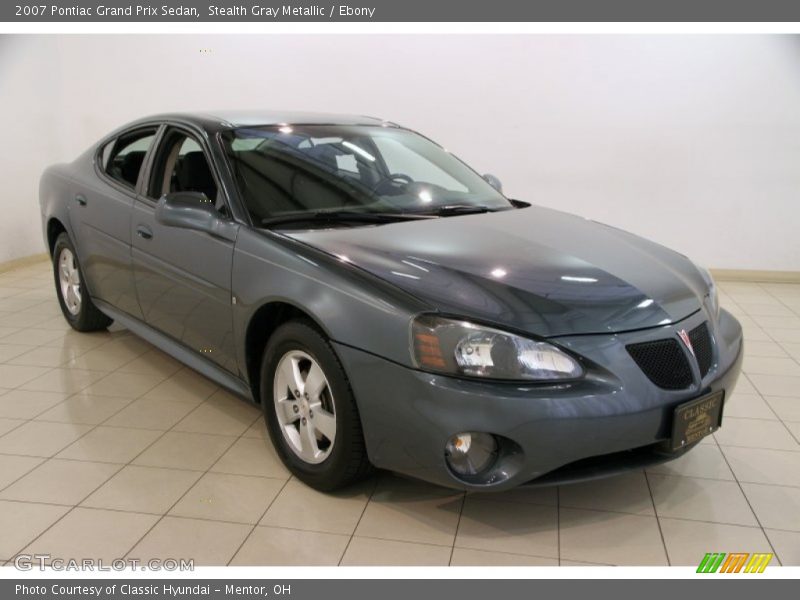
[
  {"left": 697, "top": 265, "right": 720, "bottom": 319},
  {"left": 411, "top": 315, "right": 584, "bottom": 381}
]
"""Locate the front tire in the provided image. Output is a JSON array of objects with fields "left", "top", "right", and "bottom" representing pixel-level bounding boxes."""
[
  {"left": 261, "top": 320, "right": 372, "bottom": 491},
  {"left": 52, "top": 233, "right": 113, "bottom": 332}
]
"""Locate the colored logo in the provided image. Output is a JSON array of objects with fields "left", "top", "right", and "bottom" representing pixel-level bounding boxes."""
[
  {"left": 697, "top": 552, "right": 773, "bottom": 573},
  {"left": 678, "top": 329, "right": 695, "bottom": 356}
]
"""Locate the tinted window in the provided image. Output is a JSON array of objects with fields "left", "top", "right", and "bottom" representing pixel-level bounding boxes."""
[
  {"left": 99, "top": 140, "right": 114, "bottom": 170},
  {"left": 148, "top": 128, "right": 224, "bottom": 215},
  {"left": 373, "top": 137, "right": 467, "bottom": 192},
  {"left": 221, "top": 125, "right": 510, "bottom": 225},
  {"left": 104, "top": 128, "right": 156, "bottom": 189}
]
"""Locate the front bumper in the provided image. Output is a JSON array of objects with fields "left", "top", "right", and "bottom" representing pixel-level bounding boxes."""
[{"left": 335, "top": 308, "right": 743, "bottom": 491}]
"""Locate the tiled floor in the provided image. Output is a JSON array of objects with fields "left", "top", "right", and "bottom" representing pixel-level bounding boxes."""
[{"left": 0, "top": 260, "right": 799, "bottom": 567}]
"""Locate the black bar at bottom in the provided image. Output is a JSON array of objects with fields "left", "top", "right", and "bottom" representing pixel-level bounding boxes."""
[{"left": 0, "top": 579, "right": 793, "bottom": 600}]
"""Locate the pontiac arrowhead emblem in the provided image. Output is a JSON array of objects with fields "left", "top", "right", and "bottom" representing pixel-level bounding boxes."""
[{"left": 678, "top": 329, "right": 695, "bottom": 356}]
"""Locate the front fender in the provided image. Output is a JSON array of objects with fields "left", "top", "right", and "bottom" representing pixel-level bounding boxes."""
[{"left": 231, "top": 227, "right": 430, "bottom": 384}]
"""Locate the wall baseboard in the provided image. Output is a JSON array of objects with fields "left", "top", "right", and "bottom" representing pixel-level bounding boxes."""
[
  {"left": 0, "top": 253, "right": 49, "bottom": 274},
  {"left": 710, "top": 268, "right": 800, "bottom": 284}
]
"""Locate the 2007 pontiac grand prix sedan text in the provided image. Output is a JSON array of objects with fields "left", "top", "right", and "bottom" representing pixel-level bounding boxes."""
[{"left": 39, "top": 111, "right": 743, "bottom": 491}]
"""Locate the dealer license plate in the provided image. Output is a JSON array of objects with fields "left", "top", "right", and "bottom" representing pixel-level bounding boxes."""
[{"left": 671, "top": 391, "right": 724, "bottom": 451}]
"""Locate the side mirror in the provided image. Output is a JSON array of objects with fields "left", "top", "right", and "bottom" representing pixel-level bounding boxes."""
[
  {"left": 155, "top": 192, "right": 237, "bottom": 242},
  {"left": 482, "top": 173, "right": 503, "bottom": 193}
]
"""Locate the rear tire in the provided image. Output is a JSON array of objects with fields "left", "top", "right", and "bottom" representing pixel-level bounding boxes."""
[
  {"left": 52, "top": 233, "right": 113, "bottom": 332},
  {"left": 261, "top": 320, "right": 372, "bottom": 491}
]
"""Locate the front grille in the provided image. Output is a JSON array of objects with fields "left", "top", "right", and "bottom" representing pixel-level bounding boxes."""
[
  {"left": 627, "top": 339, "right": 693, "bottom": 390},
  {"left": 689, "top": 322, "right": 713, "bottom": 378}
]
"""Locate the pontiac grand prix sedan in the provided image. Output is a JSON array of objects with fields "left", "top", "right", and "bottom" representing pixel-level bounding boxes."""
[{"left": 39, "top": 111, "right": 743, "bottom": 491}]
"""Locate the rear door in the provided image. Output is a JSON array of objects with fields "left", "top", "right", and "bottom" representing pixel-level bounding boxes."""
[
  {"left": 70, "top": 126, "right": 158, "bottom": 319},
  {"left": 130, "top": 125, "right": 238, "bottom": 373}
]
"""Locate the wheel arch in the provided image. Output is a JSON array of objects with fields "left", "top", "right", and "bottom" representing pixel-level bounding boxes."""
[
  {"left": 46, "top": 217, "right": 67, "bottom": 256},
  {"left": 243, "top": 300, "right": 333, "bottom": 406}
]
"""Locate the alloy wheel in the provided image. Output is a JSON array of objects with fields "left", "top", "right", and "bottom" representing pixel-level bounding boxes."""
[
  {"left": 58, "top": 248, "right": 82, "bottom": 316},
  {"left": 273, "top": 350, "right": 337, "bottom": 464}
]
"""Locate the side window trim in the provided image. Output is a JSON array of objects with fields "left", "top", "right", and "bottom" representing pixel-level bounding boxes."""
[
  {"left": 215, "top": 131, "right": 255, "bottom": 228},
  {"left": 136, "top": 124, "right": 168, "bottom": 206}
]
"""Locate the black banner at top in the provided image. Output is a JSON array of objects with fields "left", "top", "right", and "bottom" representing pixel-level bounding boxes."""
[{"left": 5, "top": 0, "right": 800, "bottom": 22}]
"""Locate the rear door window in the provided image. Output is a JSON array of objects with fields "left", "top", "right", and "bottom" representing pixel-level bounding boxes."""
[{"left": 104, "top": 128, "right": 157, "bottom": 190}]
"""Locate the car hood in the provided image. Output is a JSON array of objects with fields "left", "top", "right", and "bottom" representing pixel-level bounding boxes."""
[{"left": 286, "top": 205, "right": 707, "bottom": 337}]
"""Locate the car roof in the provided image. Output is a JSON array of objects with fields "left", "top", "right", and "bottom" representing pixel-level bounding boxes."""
[{"left": 125, "top": 110, "right": 393, "bottom": 132}]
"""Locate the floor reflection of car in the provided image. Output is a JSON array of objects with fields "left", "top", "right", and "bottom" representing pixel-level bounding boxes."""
[{"left": 40, "top": 111, "right": 743, "bottom": 491}]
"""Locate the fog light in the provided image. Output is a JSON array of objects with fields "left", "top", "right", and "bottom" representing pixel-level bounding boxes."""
[{"left": 445, "top": 432, "right": 498, "bottom": 476}]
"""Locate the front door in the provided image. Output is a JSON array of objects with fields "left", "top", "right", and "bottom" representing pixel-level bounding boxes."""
[{"left": 130, "top": 126, "right": 238, "bottom": 373}]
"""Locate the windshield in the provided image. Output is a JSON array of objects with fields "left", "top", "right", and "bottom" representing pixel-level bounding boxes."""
[{"left": 221, "top": 124, "right": 512, "bottom": 225}]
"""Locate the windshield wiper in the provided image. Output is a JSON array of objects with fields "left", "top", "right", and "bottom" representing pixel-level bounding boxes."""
[
  {"left": 260, "top": 210, "right": 432, "bottom": 228},
  {"left": 420, "top": 204, "right": 497, "bottom": 216}
]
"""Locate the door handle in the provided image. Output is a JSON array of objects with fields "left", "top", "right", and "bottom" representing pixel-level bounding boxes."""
[
  {"left": 75, "top": 194, "right": 87, "bottom": 207},
  {"left": 136, "top": 225, "right": 153, "bottom": 240}
]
